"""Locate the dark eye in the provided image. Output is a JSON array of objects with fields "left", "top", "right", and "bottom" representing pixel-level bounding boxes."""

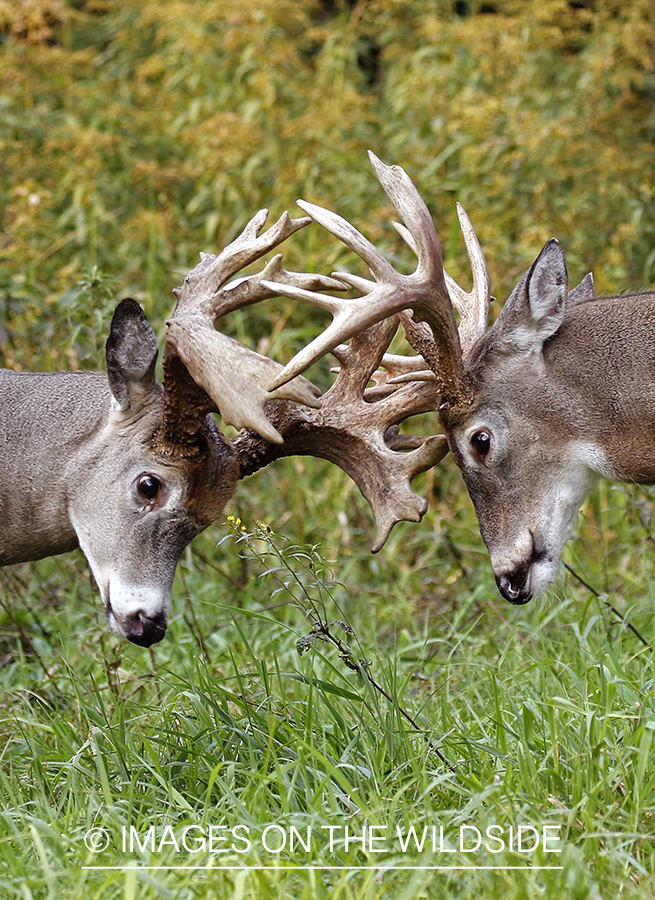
[
  {"left": 137, "top": 474, "right": 161, "bottom": 502},
  {"left": 471, "top": 430, "right": 491, "bottom": 458}
]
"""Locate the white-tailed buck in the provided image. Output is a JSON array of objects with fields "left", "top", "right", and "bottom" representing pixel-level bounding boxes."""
[
  {"left": 0, "top": 206, "right": 447, "bottom": 646},
  {"left": 268, "top": 152, "right": 652, "bottom": 606}
]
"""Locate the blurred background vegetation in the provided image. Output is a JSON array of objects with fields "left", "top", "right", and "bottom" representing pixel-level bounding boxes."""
[{"left": 1, "top": 0, "right": 654, "bottom": 373}]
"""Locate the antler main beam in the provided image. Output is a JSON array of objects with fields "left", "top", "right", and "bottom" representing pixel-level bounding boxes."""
[{"left": 233, "top": 317, "right": 447, "bottom": 550}]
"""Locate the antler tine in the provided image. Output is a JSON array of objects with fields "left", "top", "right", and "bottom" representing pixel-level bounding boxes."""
[
  {"left": 266, "top": 153, "right": 469, "bottom": 409},
  {"left": 383, "top": 205, "right": 489, "bottom": 386},
  {"left": 327, "top": 348, "right": 434, "bottom": 405},
  {"left": 294, "top": 196, "right": 398, "bottom": 284},
  {"left": 443, "top": 203, "right": 491, "bottom": 360},
  {"left": 392, "top": 220, "right": 418, "bottom": 255},
  {"left": 369, "top": 352, "right": 435, "bottom": 394},
  {"left": 214, "top": 254, "right": 348, "bottom": 320},
  {"left": 366, "top": 151, "right": 443, "bottom": 285},
  {"left": 394, "top": 200, "right": 489, "bottom": 361},
  {"left": 172, "top": 209, "right": 312, "bottom": 316}
]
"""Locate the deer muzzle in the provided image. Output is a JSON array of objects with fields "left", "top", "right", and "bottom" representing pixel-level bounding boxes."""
[
  {"left": 122, "top": 609, "right": 168, "bottom": 647},
  {"left": 105, "top": 579, "right": 172, "bottom": 647}
]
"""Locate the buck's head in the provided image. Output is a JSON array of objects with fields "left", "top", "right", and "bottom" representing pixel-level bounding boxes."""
[
  {"left": 64, "top": 211, "right": 326, "bottom": 647},
  {"left": 443, "top": 240, "right": 600, "bottom": 603},
  {"left": 65, "top": 201, "right": 443, "bottom": 646},
  {"left": 70, "top": 298, "right": 239, "bottom": 647}
]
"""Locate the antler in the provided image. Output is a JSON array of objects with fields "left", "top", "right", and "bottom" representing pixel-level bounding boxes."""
[
  {"left": 153, "top": 155, "right": 491, "bottom": 548},
  {"left": 157, "top": 209, "right": 346, "bottom": 454},
  {"left": 264, "top": 152, "right": 490, "bottom": 410},
  {"left": 443, "top": 204, "right": 491, "bottom": 363}
]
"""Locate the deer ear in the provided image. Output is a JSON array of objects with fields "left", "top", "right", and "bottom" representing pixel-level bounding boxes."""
[
  {"left": 567, "top": 271, "right": 594, "bottom": 304},
  {"left": 526, "top": 238, "right": 568, "bottom": 339},
  {"left": 489, "top": 239, "right": 568, "bottom": 355},
  {"left": 106, "top": 298, "right": 159, "bottom": 412}
]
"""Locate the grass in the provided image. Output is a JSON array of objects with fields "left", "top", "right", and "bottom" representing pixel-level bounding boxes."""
[{"left": 0, "top": 459, "right": 653, "bottom": 899}]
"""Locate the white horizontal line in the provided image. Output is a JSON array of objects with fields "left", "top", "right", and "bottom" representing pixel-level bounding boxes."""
[{"left": 82, "top": 865, "right": 564, "bottom": 872}]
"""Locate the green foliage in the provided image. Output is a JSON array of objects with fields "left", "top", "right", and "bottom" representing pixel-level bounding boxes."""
[
  {"left": 1, "top": 1, "right": 655, "bottom": 897},
  {"left": 1, "top": 0, "right": 654, "bottom": 369}
]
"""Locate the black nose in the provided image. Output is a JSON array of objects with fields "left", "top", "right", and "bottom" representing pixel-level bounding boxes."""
[
  {"left": 497, "top": 575, "right": 532, "bottom": 606},
  {"left": 124, "top": 611, "right": 167, "bottom": 647}
]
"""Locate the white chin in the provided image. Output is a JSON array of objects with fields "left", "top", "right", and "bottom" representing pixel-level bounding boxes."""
[{"left": 528, "top": 558, "right": 560, "bottom": 597}]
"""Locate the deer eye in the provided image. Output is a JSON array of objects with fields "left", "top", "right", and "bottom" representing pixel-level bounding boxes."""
[
  {"left": 471, "top": 430, "right": 491, "bottom": 458},
  {"left": 137, "top": 474, "right": 161, "bottom": 502}
]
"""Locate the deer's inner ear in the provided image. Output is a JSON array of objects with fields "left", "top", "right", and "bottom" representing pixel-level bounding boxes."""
[{"left": 106, "top": 298, "right": 159, "bottom": 412}]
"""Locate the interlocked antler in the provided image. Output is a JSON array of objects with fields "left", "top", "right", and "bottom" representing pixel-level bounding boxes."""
[
  {"left": 156, "top": 198, "right": 453, "bottom": 548},
  {"left": 233, "top": 315, "right": 448, "bottom": 550},
  {"left": 264, "top": 152, "right": 491, "bottom": 409},
  {"left": 223, "top": 151, "right": 496, "bottom": 546}
]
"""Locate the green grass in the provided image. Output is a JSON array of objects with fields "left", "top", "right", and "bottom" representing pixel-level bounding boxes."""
[{"left": 0, "top": 462, "right": 653, "bottom": 899}]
